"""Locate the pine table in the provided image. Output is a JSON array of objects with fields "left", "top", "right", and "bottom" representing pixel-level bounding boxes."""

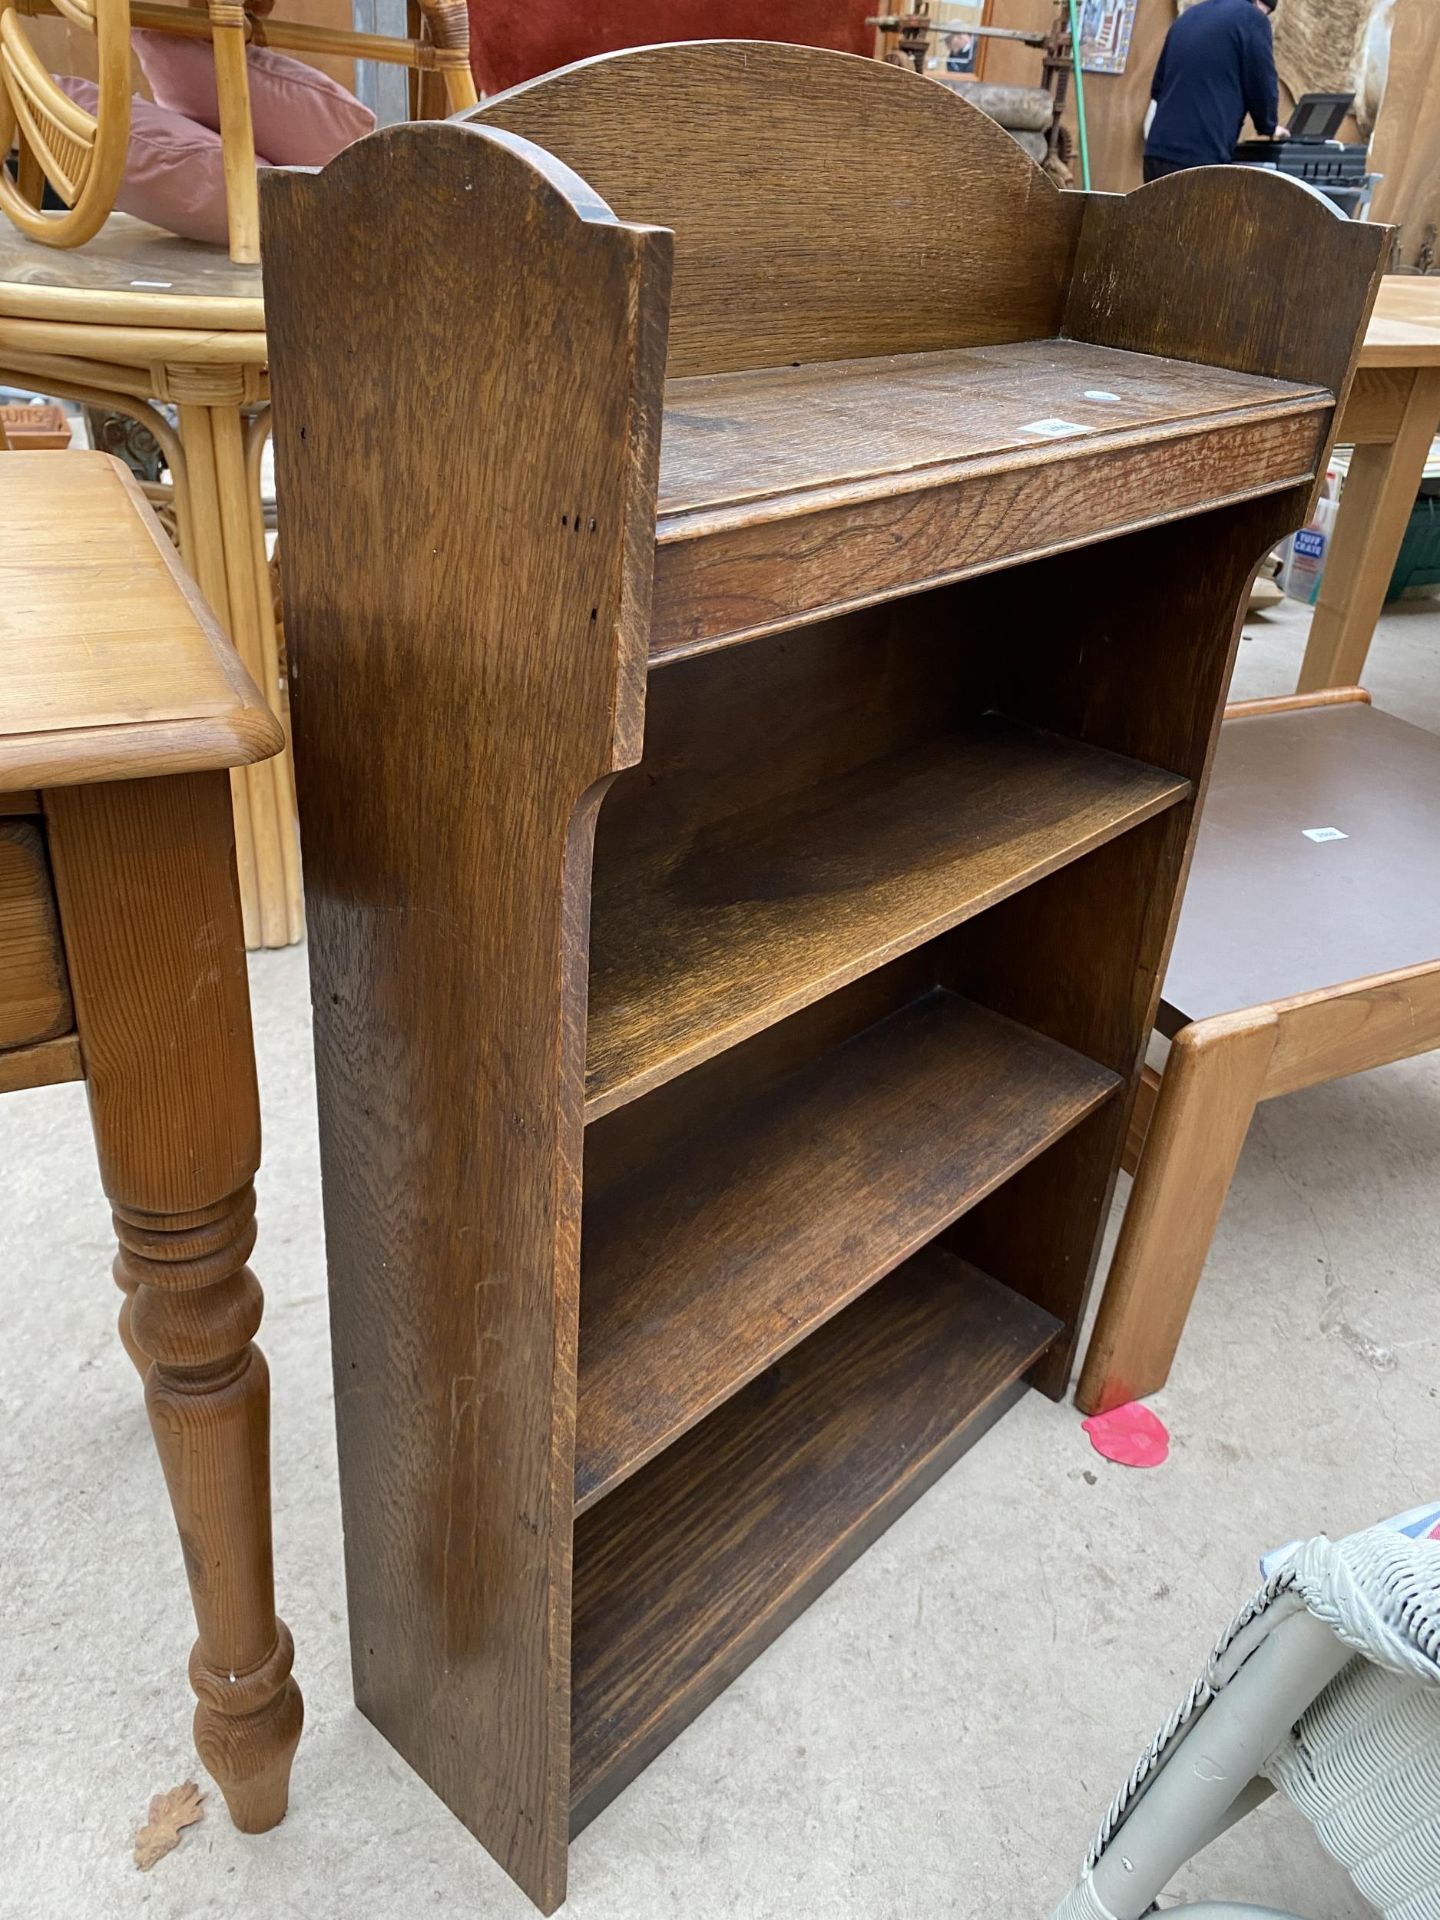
[{"left": 1, "top": 451, "right": 302, "bottom": 1830}]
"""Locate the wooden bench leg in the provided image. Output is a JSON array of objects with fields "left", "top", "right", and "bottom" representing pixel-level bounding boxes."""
[
  {"left": 1076, "top": 1010, "right": 1277, "bottom": 1416},
  {"left": 44, "top": 770, "right": 302, "bottom": 1832}
]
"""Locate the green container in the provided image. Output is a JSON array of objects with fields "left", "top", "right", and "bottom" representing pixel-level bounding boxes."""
[{"left": 1387, "top": 493, "right": 1440, "bottom": 601}]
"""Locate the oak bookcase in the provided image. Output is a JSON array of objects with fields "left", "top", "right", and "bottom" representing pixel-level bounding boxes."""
[{"left": 261, "top": 42, "right": 1385, "bottom": 1911}]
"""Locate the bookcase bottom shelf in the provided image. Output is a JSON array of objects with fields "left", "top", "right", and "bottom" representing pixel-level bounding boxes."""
[{"left": 569, "top": 1248, "right": 1061, "bottom": 1833}]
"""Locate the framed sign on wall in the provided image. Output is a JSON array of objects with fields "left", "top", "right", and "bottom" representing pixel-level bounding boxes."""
[{"left": 1079, "top": 0, "right": 1140, "bottom": 72}]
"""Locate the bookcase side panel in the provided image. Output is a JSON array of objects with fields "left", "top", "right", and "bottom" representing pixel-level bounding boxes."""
[
  {"left": 261, "top": 124, "right": 669, "bottom": 1911},
  {"left": 1064, "top": 168, "right": 1387, "bottom": 527}
]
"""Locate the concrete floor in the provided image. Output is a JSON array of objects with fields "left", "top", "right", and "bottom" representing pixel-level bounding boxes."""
[{"left": 3, "top": 595, "right": 1437, "bottom": 1920}]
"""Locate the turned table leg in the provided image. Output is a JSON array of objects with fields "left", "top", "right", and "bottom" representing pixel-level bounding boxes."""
[{"left": 44, "top": 769, "right": 302, "bottom": 1831}]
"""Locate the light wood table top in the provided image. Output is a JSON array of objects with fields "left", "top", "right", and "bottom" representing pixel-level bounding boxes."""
[
  {"left": 1, "top": 452, "right": 282, "bottom": 790},
  {"left": 1358, "top": 275, "right": 1440, "bottom": 367}
]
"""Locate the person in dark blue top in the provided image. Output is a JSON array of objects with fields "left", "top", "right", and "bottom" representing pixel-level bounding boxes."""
[{"left": 1144, "top": 0, "right": 1288, "bottom": 182}]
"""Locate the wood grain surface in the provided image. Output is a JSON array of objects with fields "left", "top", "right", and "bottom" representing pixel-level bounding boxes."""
[
  {"left": 1065, "top": 165, "right": 1388, "bottom": 538},
  {"left": 657, "top": 341, "right": 1322, "bottom": 516},
  {"left": 262, "top": 122, "right": 671, "bottom": 1913},
  {"left": 43, "top": 770, "right": 301, "bottom": 1832},
  {"left": 469, "top": 40, "right": 1081, "bottom": 377},
  {"left": 1359, "top": 276, "right": 1440, "bottom": 367},
  {"left": 0, "top": 817, "right": 71, "bottom": 1047},
  {"left": 0, "top": 453, "right": 283, "bottom": 789},
  {"left": 570, "top": 1249, "right": 1059, "bottom": 1830},
  {"left": 257, "top": 47, "right": 1389, "bottom": 1907},
  {"left": 651, "top": 406, "right": 1326, "bottom": 659},
  {"left": 0, "top": 1031, "right": 82, "bottom": 1093},
  {"left": 577, "top": 989, "right": 1116, "bottom": 1510},
  {"left": 587, "top": 717, "right": 1187, "bottom": 1117}
]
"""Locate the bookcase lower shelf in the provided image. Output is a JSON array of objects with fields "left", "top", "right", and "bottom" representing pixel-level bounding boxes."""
[{"left": 570, "top": 1249, "right": 1061, "bottom": 1831}]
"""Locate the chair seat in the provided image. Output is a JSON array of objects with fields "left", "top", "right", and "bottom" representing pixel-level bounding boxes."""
[
  {"left": 1162, "top": 703, "right": 1440, "bottom": 1026},
  {"left": 1268, "top": 1660, "right": 1440, "bottom": 1917}
]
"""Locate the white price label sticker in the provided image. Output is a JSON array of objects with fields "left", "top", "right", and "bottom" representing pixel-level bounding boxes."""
[
  {"left": 1018, "top": 417, "right": 1089, "bottom": 438},
  {"left": 1302, "top": 826, "right": 1348, "bottom": 842}
]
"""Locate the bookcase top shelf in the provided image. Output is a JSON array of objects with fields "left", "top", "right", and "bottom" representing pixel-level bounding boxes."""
[
  {"left": 650, "top": 338, "right": 1332, "bottom": 660},
  {"left": 657, "top": 339, "right": 1326, "bottom": 518}
]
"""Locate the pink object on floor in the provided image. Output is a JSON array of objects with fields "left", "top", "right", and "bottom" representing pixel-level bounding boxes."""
[{"left": 1082, "top": 1401, "right": 1170, "bottom": 1468}]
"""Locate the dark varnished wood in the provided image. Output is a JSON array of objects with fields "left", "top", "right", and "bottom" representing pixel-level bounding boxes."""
[
  {"left": 588, "top": 717, "right": 1187, "bottom": 1117},
  {"left": 942, "top": 500, "right": 1319, "bottom": 1394},
  {"left": 577, "top": 988, "right": 1116, "bottom": 1511},
  {"left": 657, "top": 343, "right": 1323, "bottom": 515},
  {"left": 1066, "top": 166, "right": 1389, "bottom": 401},
  {"left": 470, "top": 41, "right": 1082, "bottom": 378},
  {"left": 262, "top": 123, "right": 670, "bottom": 1912},
  {"left": 261, "top": 44, "right": 1389, "bottom": 1910},
  {"left": 570, "top": 1249, "right": 1060, "bottom": 1831},
  {"left": 0, "top": 816, "right": 71, "bottom": 1047},
  {"left": 650, "top": 347, "right": 1328, "bottom": 659}
]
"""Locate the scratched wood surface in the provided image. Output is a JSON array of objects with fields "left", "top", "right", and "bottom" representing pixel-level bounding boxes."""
[
  {"left": 657, "top": 341, "right": 1323, "bottom": 515},
  {"left": 570, "top": 1249, "right": 1059, "bottom": 1831},
  {"left": 651, "top": 407, "right": 1327, "bottom": 660},
  {"left": 577, "top": 989, "right": 1116, "bottom": 1510}
]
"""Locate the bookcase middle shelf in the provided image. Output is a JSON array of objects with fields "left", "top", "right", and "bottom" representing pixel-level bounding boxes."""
[{"left": 585, "top": 713, "right": 1190, "bottom": 1118}]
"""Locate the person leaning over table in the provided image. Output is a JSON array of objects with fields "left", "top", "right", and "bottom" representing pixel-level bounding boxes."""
[{"left": 1143, "top": 0, "right": 1289, "bottom": 182}]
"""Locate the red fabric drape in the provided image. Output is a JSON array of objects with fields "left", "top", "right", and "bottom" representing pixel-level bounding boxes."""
[{"left": 467, "top": 2, "right": 875, "bottom": 98}]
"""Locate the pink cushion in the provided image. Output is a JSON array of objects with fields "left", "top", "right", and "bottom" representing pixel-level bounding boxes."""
[
  {"left": 54, "top": 78, "right": 259, "bottom": 246},
  {"left": 132, "top": 31, "right": 374, "bottom": 167}
]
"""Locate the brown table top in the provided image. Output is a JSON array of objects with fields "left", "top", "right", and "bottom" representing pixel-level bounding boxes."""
[
  {"left": 1163, "top": 703, "right": 1440, "bottom": 1024},
  {"left": 0, "top": 452, "right": 280, "bottom": 788}
]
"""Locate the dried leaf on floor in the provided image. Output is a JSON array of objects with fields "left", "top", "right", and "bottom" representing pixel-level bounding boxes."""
[{"left": 133, "top": 1780, "right": 205, "bottom": 1870}]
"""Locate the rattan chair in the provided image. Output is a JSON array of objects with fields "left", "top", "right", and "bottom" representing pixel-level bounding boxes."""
[
  {"left": 0, "top": 0, "right": 476, "bottom": 260},
  {"left": 1051, "top": 1520, "right": 1440, "bottom": 1920}
]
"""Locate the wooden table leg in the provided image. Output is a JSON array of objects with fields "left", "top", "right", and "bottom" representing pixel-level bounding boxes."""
[
  {"left": 1076, "top": 1009, "right": 1278, "bottom": 1416},
  {"left": 1297, "top": 366, "right": 1440, "bottom": 693},
  {"left": 44, "top": 770, "right": 302, "bottom": 1831}
]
